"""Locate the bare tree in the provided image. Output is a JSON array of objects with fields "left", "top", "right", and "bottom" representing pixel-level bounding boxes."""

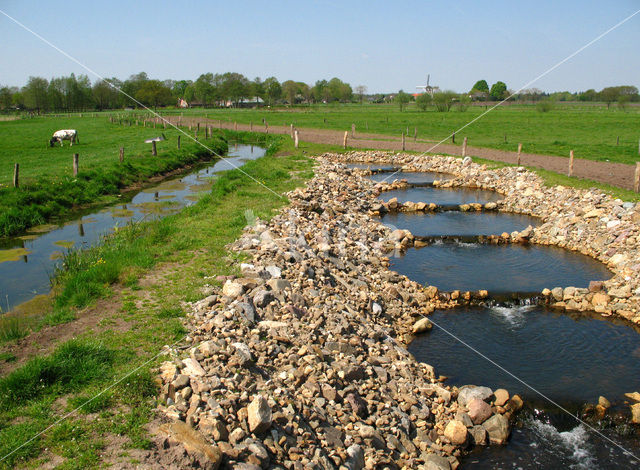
[{"left": 355, "top": 85, "right": 367, "bottom": 104}]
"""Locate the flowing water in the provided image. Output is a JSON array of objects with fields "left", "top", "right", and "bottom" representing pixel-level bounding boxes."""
[
  {"left": 379, "top": 186, "right": 503, "bottom": 205},
  {"left": 375, "top": 179, "right": 639, "bottom": 468},
  {"left": 409, "top": 307, "right": 640, "bottom": 469},
  {"left": 0, "top": 144, "right": 265, "bottom": 311}
]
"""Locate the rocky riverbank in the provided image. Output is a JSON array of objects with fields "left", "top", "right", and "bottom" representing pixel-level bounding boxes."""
[
  {"left": 153, "top": 156, "right": 524, "bottom": 469},
  {"left": 327, "top": 151, "right": 640, "bottom": 323}
]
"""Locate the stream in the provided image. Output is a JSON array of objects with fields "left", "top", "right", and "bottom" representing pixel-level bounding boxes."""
[
  {"left": 0, "top": 144, "right": 265, "bottom": 312},
  {"left": 369, "top": 167, "right": 640, "bottom": 469}
]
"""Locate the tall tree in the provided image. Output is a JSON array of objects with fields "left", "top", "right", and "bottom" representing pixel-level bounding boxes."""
[
  {"left": 470, "top": 80, "right": 489, "bottom": 92},
  {"left": 282, "top": 80, "right": 299, "bottom": 105},
  {"left": 23, "top": 76, "right": 49, "bottom": 113},
  {"left": 263, "top": 76, "right": 282, "bottom": 105},
  {"left": 489, "top": 81, "right": 507, "bottom": 101},
  {"left": 135, "top": 80, "right": 173, "bottom": 109},
  {"left": 394, "top": 90, "right": 410, "bottom": 111},
  {"left": 355, "top": 85, "right": 367, "bottom": 104}
]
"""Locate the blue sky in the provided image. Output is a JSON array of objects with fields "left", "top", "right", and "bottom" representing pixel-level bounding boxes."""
[{"left": 1, "top": 0, "right": 639, "bottom": 93}]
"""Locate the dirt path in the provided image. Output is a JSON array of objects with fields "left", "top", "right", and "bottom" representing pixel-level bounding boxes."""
[{"left": 171, "top": 117, "right": 639, "bottom": 191}]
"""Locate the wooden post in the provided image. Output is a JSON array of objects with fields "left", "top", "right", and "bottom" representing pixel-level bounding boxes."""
[
  {"left": 73, "top": 154, "right": 79, "bottom": 176},
  {"left": 294, "top": 130, "right": 299, "bottom": 149},
  {"left": 234, "top": 122, "right": 238, "bottom": 131},
  {"left": 265, "top": 122, "right": 268, "bottom": 133},
  {"left": 290, "top": 123, "right": 294, "bottom": 138},
  {"left": 197, "top": 122, "right": 200, "bottom": 132},
  {"left": 205, "top": 126, "right": 209, "bottom": 139},
  {"left": 177, "top": 135, "right": 181, "bottom": 149},
  {"left": 401, "top": 132, "right": 406, "bottom": 151},
  {"left": 414, "top": 127, "right": 417, "bottom": 142},
  {"left": 250, "top": 121, "right": 253, "bottom": 131},
  {"left": 351, "top": 123, "right": 355, "bottom": 137},
  {"left": 13, "top": 163, "right": 19, "bottom": 188},
  {"left": 517, "top": 143, "right": 522, "bottom": 166},
  {"left": 152, "top": 141, "right": 157, "bottom": 156},
  {"left": 504, "top": 134, "right": 507, "bottom": 144},
  {"left": 452, "top": 132, "right": 455, "bottom": 144},
  {"left": 462, "top": 137, "right": 468, "bottom": 157},
  {"left": 343, "top": 131, "right": 348, "bottom": 149},
  {"left": 163, "top": 121, "right": 166, "bottom": 129},
  {"left": 568, "top": 150, "right": 574, "bottom": 177},
  {"left": 634, "top": 162, "right": 640, "bottom": 193},
  {"left": 616, "top": 136, "right": 619, "bottom": 146},
  {"left": 189, "top": 124, "right": 192, "bottom": 131},
  {"left": 153, "top": 121, "right": 156, "bottom": 129},
  {"left": 119, "top": 147, "right": 124, "bottom": 163}
]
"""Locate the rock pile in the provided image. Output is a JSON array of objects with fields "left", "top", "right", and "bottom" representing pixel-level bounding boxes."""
[
  {"left": 328, "top": 151, "right": 640, "bottom": 323},
  {"left": 155, "top": 159, "right": 522, "bottom": 469}
]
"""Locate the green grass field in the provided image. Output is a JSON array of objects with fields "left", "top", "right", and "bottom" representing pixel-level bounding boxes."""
[
  {"left": 168, "top": 102, "right": 640, "bottom": 165},
  {"left": 0, "top": 116, "right": 227, "bottom": 236},
  {"left": 0, "top": 132, "right": 318, "bottom": 468}
]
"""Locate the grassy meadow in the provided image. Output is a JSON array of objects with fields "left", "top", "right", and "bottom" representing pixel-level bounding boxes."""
[
  {"left": 0, "top": 132, "right": 321, "bottom": 468},
  {"left": 0, "top": 116, "right": 227, "bottom": 236},
  {"left": 169, "top": 102, "right": 640, "bottom": 165}
]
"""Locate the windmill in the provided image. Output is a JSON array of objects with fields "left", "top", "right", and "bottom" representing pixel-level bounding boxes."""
[{"left": 416, "top": 74, "right": 439, "bottom": 96}]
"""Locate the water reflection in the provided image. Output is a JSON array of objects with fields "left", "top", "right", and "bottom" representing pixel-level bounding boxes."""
[{"left": 0, "top": 144, "right": 265, "bottom": 310}]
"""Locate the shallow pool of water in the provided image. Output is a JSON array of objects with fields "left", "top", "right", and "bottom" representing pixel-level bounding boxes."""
[
  {"left": 345, "top": 162, "right": 399, "bottom": 171},
  {"left": 409, "top": 306, "right": 640, "bottom": 468},
  {"left": 380, "top": 211, "right": 539, "bottom": 237},
  {"left": 0, "top": 144, "right": 265, "bottom": 310},
  {"left": 367, "top": 171, "right": 451, "bottom": 184},
  {"left": 379, "top": 186, "right": 502, "bottom": 206},
  {"left": 389, "top": 242, "right": 612, "bottom": 293}
]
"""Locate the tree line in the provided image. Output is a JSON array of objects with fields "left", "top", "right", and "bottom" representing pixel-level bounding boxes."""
[{"left": 0, "top": 72, "right": 356, "bottom": 113}]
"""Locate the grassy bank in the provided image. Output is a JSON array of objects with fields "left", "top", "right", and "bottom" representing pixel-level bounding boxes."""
[
  {"left": 0, "top": 117, "right": 227, "bottom": 237},
  {"left": 171, "top": 102, "right": 640, "bottom": 165},
  {"left": 0, "top": 132, "right": 319, "bottom": 468}
]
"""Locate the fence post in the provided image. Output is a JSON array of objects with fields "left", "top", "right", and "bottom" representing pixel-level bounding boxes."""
[
  {"left": 177, "top": 135, "right": 181, "bottom": 149},
  {"left": 290, "top": 123, "right": 294, "bottom": 138},
  {"left": 294, "top": 130, "right": 299, "bottom": 149},
  {"left": 462, "top": 137, "right": 468, "bottom": 157},
  {"left": 13, "top": 163, "right": 19, "bottom": 188},
  {"left": 73, "top": 154, "right": 79, "bottom": 176},
  {"left": 414, "top": 127, "right": 417, "bottom": 142},
  {"left": 517, "top": 143, "right": 522, "bottom": 166},
  {"left": 452, "top": 132, "right": 455, "bottom": 144},
  {"left": 250, "top": 121, "right": 253, "bottom": 131},
  {"left": 401, "top": 132, "right": 406, "bottom": 151},
  {"left": 234, "top": 121, "right": 238, "bottom": 131},
  {"left": 265, "top": 122, "right": 269, "bottom": 133},
  {"left": 119, "top": 147, "right": 124, "bottom": 163},
  {"left": 152, "top": 141, "right": 157, "bottom": 156},
  {"left": 634, "top": 162, "right": 640, "bottom": 193},
  {"left": 568, "top": 150, "right": 574, "bottom": 177},
  {"left": 352, "top": 123, "right": 355, "bottom": 137},
  {"left": 197, "top": 122, "right": 200, "bottom": 132},
  {"left": 343, "top": 131, "right": 348, "bottom": 149}
]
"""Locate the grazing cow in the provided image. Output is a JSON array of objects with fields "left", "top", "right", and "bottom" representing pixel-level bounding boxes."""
[{"left": 49, "top": 129, "right": 79, "bottom": 147}]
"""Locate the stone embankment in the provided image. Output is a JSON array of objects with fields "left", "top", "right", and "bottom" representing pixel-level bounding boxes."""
[
  {"left": 327, "top": 151, "right": 640, "bottom": 323},
  {"left": 154, "top": 156, "right": 524, "bottom": 469}
]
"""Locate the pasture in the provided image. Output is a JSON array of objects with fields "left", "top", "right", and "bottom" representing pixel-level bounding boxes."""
[
  {"left": 0, "top": 116, "right": 227, "bottom": 236},
  {"left": 172, "top": 102, "right": 640, "bottom": 165}
]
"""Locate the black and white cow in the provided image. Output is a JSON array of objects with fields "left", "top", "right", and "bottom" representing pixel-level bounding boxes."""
[{"left": 49, "top": 129, "right": 79, "bottom": 147}]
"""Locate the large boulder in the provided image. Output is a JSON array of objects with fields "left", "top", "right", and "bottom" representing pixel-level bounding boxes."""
[
  {"left": 482, "top": 414, "right": 510, "bottom": 444},
  {"left": 457, "top": 385, "right": 493, "bottom": 407},
  {"left": 443, "top": 420, "right": 467, "bottom": 445}
]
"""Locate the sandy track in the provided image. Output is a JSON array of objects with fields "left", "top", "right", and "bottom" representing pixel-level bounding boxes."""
[{"left": 169, "top": 117, "right": 638, "bottom": 191}]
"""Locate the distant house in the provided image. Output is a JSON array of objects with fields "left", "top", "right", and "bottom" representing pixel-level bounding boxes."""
[
  {"left": 177, "top": 98, "right": 189, "bottom": 108},
  {"left": 224, "top": 97, "right": 265, "bottom": 108}
]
